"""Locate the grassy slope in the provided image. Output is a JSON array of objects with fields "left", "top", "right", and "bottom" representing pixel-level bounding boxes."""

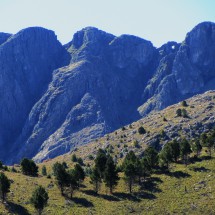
[
  {"left": 1, "top": 155, "right": 215, "bottom": 214},
  {"left": 1, "top": 90, "right": 215, "bottom": 214}
]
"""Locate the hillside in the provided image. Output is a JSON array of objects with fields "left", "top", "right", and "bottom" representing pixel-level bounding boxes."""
[
  {"left": 1, "top": 157, "right": 215, "bottom": 214},
  {"left": 45, "top": 90, "right": 215, "bottom": 165},
  {"left": 0, "top": 91, "right": 214, "bottom": 214}
]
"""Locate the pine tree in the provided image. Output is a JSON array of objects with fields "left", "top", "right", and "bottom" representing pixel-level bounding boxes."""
[
  {"left": 170, "top": 139, "right": 180, "bottom": 162},
  {"left": 94, "top": 149, "right": 107, "bottom": 179},
  {"left": 141, "top": 157, "right": 151, "bottom": 180},
  {"left": 180, "top": 139, "right": 192, "bottom": 165},
  {"left": 90, "top": 167, "right": 101, "bottom": 194},
  {"left": 67, "top": 170, "right": 78, "bottom": 199},
  {"left": 144, "top": 146, "right": 158, "bottom": 169},
  {"left": 122, "top": 151, "right": 138, "bottom": 193},
  {"left": 103, "top": 156, "right": 119, "bottom": 194},
  {"left": 20, "top": 158, "right": 38, "bottom": 176},
  {"left": 0, "top": 172, "right": 10, "bottom": 202},
  {"left": 30, "top": 186, "right": 49, "bottom": 215},
  {"left": 73, "top": 164, "right": 85, "bottom": 188},
  {"left": 191, "top": 138, "right": 202, "bottom": 158},
  {"left": 159, "top": 143, "right": 172, "bottom": 169},
  {"left": 52, "top": 162, "right": 69, "bottom": 195}
]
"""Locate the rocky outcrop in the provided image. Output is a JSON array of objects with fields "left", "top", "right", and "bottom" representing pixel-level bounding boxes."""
[
  {"left": 0, "top": 27, "right": 70, "bottom": 161},
  {"left": 139, "top": 22, "right": 215, "bottom": 116}
]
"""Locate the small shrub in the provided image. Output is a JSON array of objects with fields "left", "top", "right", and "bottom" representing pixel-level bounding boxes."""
[
  {"left": 42, "top": 166, "right": 47, "bottom": 176},
  {"left": 133, "top": 140, "right": 139, "bottom": 148},
  {"left": 181, "top": 100, "right": 188, "bottom": 107},
  {"left": 138, "top": 126, "right": 146, "bottom": 135},
  {"left": 121, "top": 126, "right": 126, "bottom": 131},
  {"left": 181, "top": 109, "right": 188, "bottom": 118},
  {"left": 47, "top": 174, "right": 51, "bottom": 179},
  {"left": 88, "top": 155, "right": 94, "bottom": 160},
  {"left": 176, "top": 108, "right": 182, "bottom": 117},
  {"left": 71, "top": 154, "right": 77, "bottom": 162},
  {"left": 77, "top": 158, "right": 84, "bottom": 166}
]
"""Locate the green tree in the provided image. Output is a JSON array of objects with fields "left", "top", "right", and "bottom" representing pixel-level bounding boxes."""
[
  {"left": 30, "top": 186, "right": 49, "bottom": 215},
  {"left": 180, "top": 139, "right": 192, "bottom": 165},
  {"left": 140, "top": 157, "right": 151, "bottom": 180},
  {"left": 42, "top": 166, "right": 47, "bottom": 176},
  {"left": 90, "top": 167, "right": 101, "bottom": 194},
  {"left": 159, "top": 143, "right": 172, "bottom": 169},
  {"left": 67, "top": 170, "right": 78, "bottom": 198},
  {"left": 20, "top": 158, "right": 38, "bottom": 176},
  {"left": 144, "top": 146, "right": 158, "bottom": 169},
  {"left": 73, "top": 164, "right": 85, "bottom": 187},
  {"left": 103, "top": 155, "right": 119, "bottom": 194},
  {"left": 170, "top": 139, "right": 180, "bottom": 162},
  {"left": 204, "top": 134, "right": 215, "bottom": 158},
  {"left": 52, "top": 162, "right": 69, "bottom": 195},
  {"left": 95, "top": 149, "right": 107, "bottom": 179},
  {"left": 0, "top": 172, "right": 10, "bottom": 202},
  {"left": 191, "top": 138, "right": 202, "bottom": 158},
  {"left": 122, "top": 151, "right": 139, "bottom": 193}
]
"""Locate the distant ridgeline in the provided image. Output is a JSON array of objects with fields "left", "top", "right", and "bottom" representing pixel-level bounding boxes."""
[{"left": 0, "top": 22, "right": 214, "bottom": 164}]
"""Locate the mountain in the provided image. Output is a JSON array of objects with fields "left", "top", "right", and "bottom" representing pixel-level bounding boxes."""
[
  {"left": 0, "top": 22, "right": 215, "bottom": 164},
  {"left": 12, "top": 27, "right": 159, "bottom": 163}
]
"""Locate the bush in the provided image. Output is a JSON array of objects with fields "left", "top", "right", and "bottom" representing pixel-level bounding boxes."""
[
  {"left": 77, "top": 158, "right": 84, "bottom": 166},
  {"left": 181, "top": 100, "right": 188, "bottom": 107},
  {"left": 42, "top": 166, "right": 47, "bottom": 176},
  {"left": 88, "top": 155, "right": 94, "bottom": 160},
  {"left": 133, "top": 140, "right": 139, "bottom": 148},
  {"left": 121, "top": 126, "right": 126, "bottom": 131},
  {"left": 181, "top": 109, "right": 188, "bottom": 118},
  {"left": 138, "top": 126, "right": 146, "bottom": 135},
  {"left": 176, "top": 108, "right": 182, "bottom": 117},
  {"left": 71, "top": 154, "right": 77, "bottom": 162}
]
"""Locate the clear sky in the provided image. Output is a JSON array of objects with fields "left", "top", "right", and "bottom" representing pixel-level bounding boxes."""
[{"left": 0, "top": 0, "right": 214, "bottom": 47}]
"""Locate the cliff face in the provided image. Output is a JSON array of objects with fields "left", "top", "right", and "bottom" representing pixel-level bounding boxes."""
[
  {"left": 0, "top": 27, "right": 70, "bottom": 161},
  {"left": 138, "top": 22, "right": 215, "bottom": 115},
  {"left": 1, "top": 22, "right": 215, "bottom": 164}
]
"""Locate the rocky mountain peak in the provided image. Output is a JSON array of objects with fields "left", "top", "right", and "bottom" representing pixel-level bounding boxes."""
[{"left": 0, "top": 32, "right": 12, "bottom": 45}]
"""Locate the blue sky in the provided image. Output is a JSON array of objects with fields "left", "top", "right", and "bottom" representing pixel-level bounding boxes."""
[{"left": 0, "top": 0, "right": 214, "bottom": 47}]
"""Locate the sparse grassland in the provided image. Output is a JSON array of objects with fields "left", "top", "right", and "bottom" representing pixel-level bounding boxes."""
[{"left": 0, "top": 152, "right": 215, "bottom": 214}]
